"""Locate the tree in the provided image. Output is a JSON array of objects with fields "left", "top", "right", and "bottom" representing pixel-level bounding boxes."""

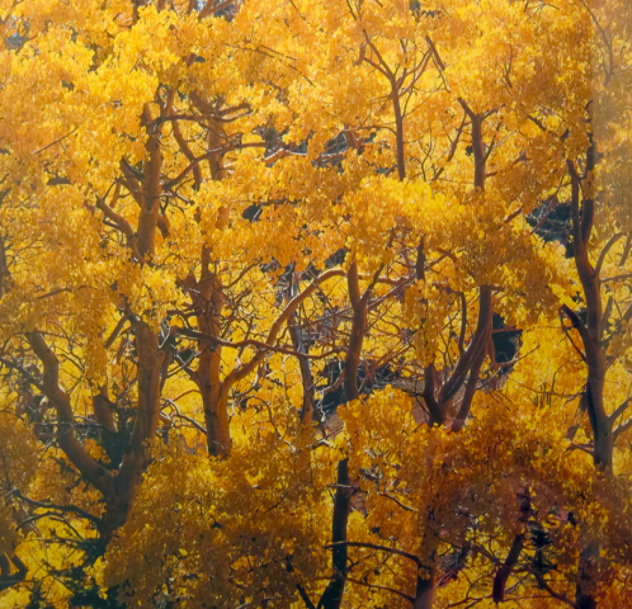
[{"left": 0, "top": 0, "right": 631, "bottom": 608}]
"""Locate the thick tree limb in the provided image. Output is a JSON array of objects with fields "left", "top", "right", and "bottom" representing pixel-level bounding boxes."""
[
  {"left": 25, "top": 331, "right": 113, "bottom": 498},
  {"left": 492, "top": 533, "right": 524, "bottom": 602},
  {"left": 101, "top": 320, "right": 166, "bottom": 535}
]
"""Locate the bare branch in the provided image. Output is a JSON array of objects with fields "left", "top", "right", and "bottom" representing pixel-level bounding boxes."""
[{"left": 324, "top": 541, "right": 421, "bottom": 566}]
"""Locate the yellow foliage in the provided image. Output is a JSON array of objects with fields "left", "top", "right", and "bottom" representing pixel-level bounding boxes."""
[{"left": 0, "top": 0, "right": 630, "bottom": 607}]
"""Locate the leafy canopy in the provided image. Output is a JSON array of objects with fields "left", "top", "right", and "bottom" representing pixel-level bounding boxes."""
[{"left": 0, "top": 1, "right": 631, "bottom": 608}]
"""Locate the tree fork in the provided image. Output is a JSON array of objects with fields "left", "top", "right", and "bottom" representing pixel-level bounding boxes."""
[
  {"left": 101, "top": 320, "right": 166, "bottom": 537},
  {"left": 186, "top": 266, "right": 232, "bottom": 457}
]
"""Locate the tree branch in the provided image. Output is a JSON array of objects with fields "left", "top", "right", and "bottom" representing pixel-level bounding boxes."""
[{"left": 25, "top": 331, "right": 113, "bottom": 498}]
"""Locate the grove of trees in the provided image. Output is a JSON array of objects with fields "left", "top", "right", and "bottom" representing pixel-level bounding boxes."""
[{"left": 0, "top": 1, "right": 631, "bottom": 608}]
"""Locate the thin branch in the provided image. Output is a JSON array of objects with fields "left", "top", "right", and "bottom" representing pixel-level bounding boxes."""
[
  {"left": 324, "top": 541, "right": 421, "bottom": 566},
  {"left": 224, "top": 268, "right": 346, "bottom": 385},
  {"left": 297, "top": 583, "right": 317, "bottom": 609},
  {"left": 425, "top": 36, "right": 445, "bottom": 71},
  {"left": 377, "top": 491, "right": 418, "bottom": 512},
  {"left": 163, "top": 398, "right": 207, "bottom": 435},
  {"left": 595, "top": 233, "right": 624, "bottom": 276},
  {"left": 532, "top": 572, "right": 576, "bottom": 607},
  {"left": 344, "top": 576, "right": 414, "bottom": 602},
  {"left": 32, "top": 127, "right": 79, "bottom": 155},
  {"left": 560, "top": 304, "right": 588, "bottom": 348},
  {"left": 609, "top": 398, "right": 630, "bottom": 425},
  {"left": 613, "top": 417, "right": 632, "bottom": 440},
  {"left": 12, "top": 489, "right": 100, "bottom": 525},
  {"left": 0, "top": 356, "right": 44, "bottom": 391}
]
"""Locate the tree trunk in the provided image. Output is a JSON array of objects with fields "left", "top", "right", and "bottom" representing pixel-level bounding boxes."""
[
  {"left": 566, "top": 147, "right": 612, "bottom": 608},
  {"left": 318, "top": 459, "right": 351, "bottom": 609},
  {"left": 102, "top": 320, "right": 165, "bottom": 538}
]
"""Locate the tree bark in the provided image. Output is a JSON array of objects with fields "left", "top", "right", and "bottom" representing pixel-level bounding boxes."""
[
  {"left": 565, "top": 144, "right": 611, "bottom": 608},
  {"left": 137, "top": 105, "right": 163, "bottom": 258},
  {"left": 344, "top": 262, "right": 366, "bottom": 402},
  {"left": 318, "top": 459, "right": 351, "bottom": 609},
  {"left": 413, "top": 514, "right": 439, "bottom": 609},
  {"left": 26, "top": 331, "right": 114, "bottom": 499},
  {"left": 289, "top": 308, "right": 315, "bottom": 424},
  {"left": 102, "top": 320, "right": 165, "bottom": 537},
  {"left": 412, "top": 100, "right": 492, "bottom": 609},
  {"left": 186, "top": 266, "right": 232, "bottom": 457}
]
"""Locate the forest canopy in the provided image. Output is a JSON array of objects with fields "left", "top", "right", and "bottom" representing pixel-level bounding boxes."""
[{"left": 0, "top": 1, "right": 631, "bottom": 608}]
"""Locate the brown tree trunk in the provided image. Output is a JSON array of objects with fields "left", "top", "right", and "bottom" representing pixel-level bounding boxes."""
[
  {"left": 450, "top": 286, "right": 492, "bottom": 432},
  {"left": 289, "top": 309, "right": 315, "bottom": 425},
  {"left": 27, "top": 322, "right": 166, "bottom": 542},
  {"left": 344, "top": 261, "right": 366, "bottom": 402},
  {"left": 318, "top": 459, "right": 351, "bottom": 609},
  {"left": 137, "top": 105, "right": 163, "bottom": 259},
  {"left": 26, "top": 331, "right": 114, "bottom": 499},
  {"left": 185, "top": 265, "right": 232, "bottom": 457},
  {"left": 319, "top": 264, "right": 372, "bottom": 608},
  {"left": 391, "top": 82, "right": 406, "bottom": 181},
  {"left": 102, "top": 320, "right": 166, "bottom": 538},
  {"left": 412, "top": 100, "right": 492, "bottom": 609},
  {"left": 565, "top": 137, "right": 611, "bottom": 608},
  {"left": 413, "top": 514, "right": 439, "bottom": 609}
]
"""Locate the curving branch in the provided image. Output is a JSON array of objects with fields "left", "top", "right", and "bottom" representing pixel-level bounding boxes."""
[
  {"left": 224, "top": 268, "right": 346, "bottom": 387},
  {"left": 25, "top": 331, "right": 113, "bottom": 498}
]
